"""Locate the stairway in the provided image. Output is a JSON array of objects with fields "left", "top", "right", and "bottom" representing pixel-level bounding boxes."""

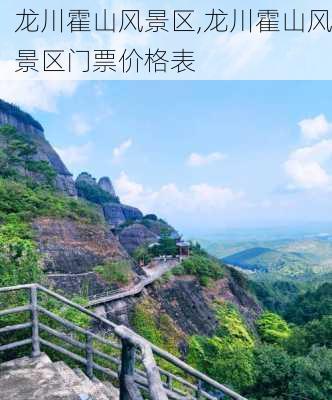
[{"left": 0, "top": 353, "right": 119, "bottom": 400}]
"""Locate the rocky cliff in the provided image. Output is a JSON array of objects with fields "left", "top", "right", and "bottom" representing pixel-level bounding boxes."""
[
  {"left": 0, "top": 100, "right": 263, "bottom": 354},
  {"left": 103, "top": 265, "right": 262, "bottom": 357},
  {"left": 33, "top": 217, "right": 128, "bottom": 274},
  {"left": 0, "top": 100, "right": 76, "bottom": 196},
  {"left": 74, "top": 172, "right": 178, "bottom": 254}
]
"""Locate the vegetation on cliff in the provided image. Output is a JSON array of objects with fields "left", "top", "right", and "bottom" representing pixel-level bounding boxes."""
[
  {"left": 76, "top": 175, "right": 120, "bottom": 205},
  {"left": 188, "top": 303, "right": 255, "bottom": 392},
  {"left": 131, "top": 297, "right": 182, "bottom": 357},
  {"left": 0, "top": 100, "right": 43, "bottom": 131},
  {"left": 94, "top": 260, "right": 133, "bottom": 285},
  {"left": 0, "top": 125, "right": 55, "bottom": 185},
  {"left": 173, "top": 254, "right": 224, "bottom": 286}
]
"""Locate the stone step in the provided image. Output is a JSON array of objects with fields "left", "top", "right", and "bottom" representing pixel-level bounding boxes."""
[
  {"left": 74, "top": 368, "right": 119, "bottom": 400},
  {"left": 0, "top": 354, "right": 118, "bottom": 400}
]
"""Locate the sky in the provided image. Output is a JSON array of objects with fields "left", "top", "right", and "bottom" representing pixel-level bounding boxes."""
[{"left": 2, "top": 80, "right": 332, "bottom": 235}]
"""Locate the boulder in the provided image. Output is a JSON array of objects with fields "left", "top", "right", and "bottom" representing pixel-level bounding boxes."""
[
  {"left": 98, "top": 176, "right": 116, "bottom": 197},
  {"left": 103, "top": 203, "right": 143, "bottom": 226},
  {"left": 118, "top": 223, "right": 159, "bottom": 254},
  {"left": 103, "top": 203, "right": 126, "bottom": 226}
]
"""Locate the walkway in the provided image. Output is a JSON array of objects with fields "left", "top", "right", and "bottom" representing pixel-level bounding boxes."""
[{"left": 88, "top": 257, "right": 180, "bottom": 307}]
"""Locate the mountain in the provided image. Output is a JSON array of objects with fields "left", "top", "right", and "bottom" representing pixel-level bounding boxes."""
[
  {"left": 197, "top": 233, "right": 332, "bottom": 280},
  {"left": 0, "top": 98, "right": 261, "bottom": 323},
  {"left": 0, "top": 99, "right": 76, "bottom": 196},
  {"left": 222, "top": 246, "right": 312, "bottom": 275},
  {"left": 1, "top": 100, "right": 331, "bottom": 400}
]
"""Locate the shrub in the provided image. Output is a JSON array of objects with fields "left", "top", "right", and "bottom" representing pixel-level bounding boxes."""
[
  {"left": 94, "top": 260, "right": 133, "bottom": 285},
  {"left": 187, "top": 335, "right": 255, "bottom": 392},
  {"left": 173, "top": 255, "right": 224, "bottom": 286},
  {"left": 132, "top": 245, "right": 152, "bottom": 265},
  {"left": 256, "top": 311, "right": 291, "bottom": 344},
  {"left": 76, "top": 180, "right": 119, "bottom": 205},
  {"left": 0, "top": 177, "right": 101, "bottom": 224}
]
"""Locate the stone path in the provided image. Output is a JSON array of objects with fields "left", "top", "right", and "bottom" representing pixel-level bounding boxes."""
[{"left": 88, "top": 258, "right": 180, "bottom": 307}]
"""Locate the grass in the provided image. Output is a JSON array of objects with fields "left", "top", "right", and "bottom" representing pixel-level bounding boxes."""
[{"left": 94, "top": 260, "right": 133, "bottom": 285}]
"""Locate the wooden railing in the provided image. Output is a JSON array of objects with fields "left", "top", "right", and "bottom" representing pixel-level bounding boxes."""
[{"left": 0, "top": 284, "right": 248, "bottom": 400}]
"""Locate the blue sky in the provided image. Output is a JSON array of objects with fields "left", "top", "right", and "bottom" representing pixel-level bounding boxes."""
[{"left": 2, "top": 80, "right": 332, "bottom": 234}]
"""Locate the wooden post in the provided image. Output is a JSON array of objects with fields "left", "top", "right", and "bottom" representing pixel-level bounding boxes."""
[
  {"left": 86, "top": 333, "right": 94, "bottom": 379},
  {"left": 120, "top": 338, "right": 136, "bottom": 400},
  {"left": 30, "top": 285, "right": 40, "bottom": 358},
  {"left": 196, "top": 379, "right": 203, "bottom": 399},
  {"left": 166, "top": 373, "right": 173, "bottom": 390}
]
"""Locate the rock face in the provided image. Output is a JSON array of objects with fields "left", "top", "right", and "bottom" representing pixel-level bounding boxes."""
[
  {"left": 140, "top": 219, "right": 180, "bottom": 240},
  {"left": 103, "top": 203, "right": 143, "bottom": 227},
  {"left": 0, "top": 353, "right": 118, "bottom": 400},
  {"left": 75, "top": 172, "right": 143, "bottom": 227},
  {"left": 103, "top": 203, "right": 127, "bottom": 226},
  {"left": 47, "top": 272, "right": 110, "bottom": 297},
  {"left": 146, "top": 277, "right": 218, "bottom": 336},
  {"left": 98, "top": 176, "right": 116, "bottom": 197},
  {"left": 0, "top": 101, "right": 76, "bottom": 196},
  {"left": 105, "top": 270, "right": 262, "bottom": 339},
  {"left": 33, "top": 217, "right": 129, "bottom": 274},
  {"left": 0, "top": 109, "right": 43, "bottom": 137},
  {"left": 118, "top": 223, "right": 159, "bottom": 254}
]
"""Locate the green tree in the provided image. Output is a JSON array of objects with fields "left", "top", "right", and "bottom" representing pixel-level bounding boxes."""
[
  {"left": 288, "top": 347, "right": 332, "bottom": 400},
  {"left": 133, "top": 244, "right": 152, "bottom": 265},
  {"left": 173, "top": 255, "right": 224, "bottom": 286},
  {"left": 287, "top": 316, "right": 332, "bottom": 356},
  {"left": 249, "top": 344, "right": 293, "bottom": 400},
  {"left": 285, "top": 282, "right": 332, "bottom": 325},
  {"left": 26, "top": 160, "right": 57, "bottom": 186},
  {"left": 256, "top": 312, "right": 291, "bottom": 344},
  {"left": 0, "top": 226, "right": 41, "bottom": 288},
  {"left": 188, "top": 335, "right": 255, "bottom": 392},
  {"left": 187, "top": 303, "right": 255, "bottom": 392}
]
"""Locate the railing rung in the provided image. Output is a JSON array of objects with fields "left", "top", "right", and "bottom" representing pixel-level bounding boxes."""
[
  {"left": 36, "top": 284, "right": 117, "bottom": 329},
  {"left": 93, "top": 348, "right": 120, "bottom": 365},
  {"left": 0, "top": 305, "right": 31, "bottom": 317},
  {"left": 39, "top": 323, "right": 85, "bottom": 350},
  {"left": 40, "top": 338, "right": 87, "bottom": 365},
  {"left": 92, "top": 362, "right": 118, "bottom": 379},
  {"left": 0, "top": 284, "right": 34, "bottom": 293},
  {"left": 0, "top": 338, "right": 32, "bottom": 352},
  {"left": 38, "top": 306, "right": 121, "bottom": 350},
  {"left": 0, "top": 322, "right": 32, "bottom": 334},
  {"left": 93, "top": 334, "right": 121, "bottom": 350},
  {"left": 0, "top": 284, "right": 248, "bottom": 400}
]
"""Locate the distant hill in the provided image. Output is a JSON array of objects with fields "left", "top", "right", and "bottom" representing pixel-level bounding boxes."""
[
  {"left": 195, "top": 233, "right": 332, "bottom": 280},
  {"left": 222, "top": 246, "right": 311, "bottom": 275}
]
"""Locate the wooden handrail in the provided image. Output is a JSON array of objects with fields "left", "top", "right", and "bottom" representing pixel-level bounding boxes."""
[{"left": 0, "top": 283, "right": 248, "bottom": 400}]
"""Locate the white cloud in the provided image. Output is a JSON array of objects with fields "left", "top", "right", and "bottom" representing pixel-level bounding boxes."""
[
  {"left": 71, "top": 113, "right": 92, "bottom": 136},
  {"left": 298, "top": 114, "right": 332, "bottom": 141},
  {"left": 115, "top": 172, "right": 243, "bottom": 218},
  {"left": 55, "top": 143, "right": 92, "bottom": 167},
  {"left": 284, "top": 139, "right": 332, "bottom": 190},
  {"left": 0, "top": 80, "right": 79, "bottom": 112},
  {"left": 112, "top": 139, "right": 132, "bottom": 162},
  {"left": 187, "top": 152, "right": 226, "bottom": 167},
  {"left": 213, "top": 26, "right": 272, "bottom": 78}
]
